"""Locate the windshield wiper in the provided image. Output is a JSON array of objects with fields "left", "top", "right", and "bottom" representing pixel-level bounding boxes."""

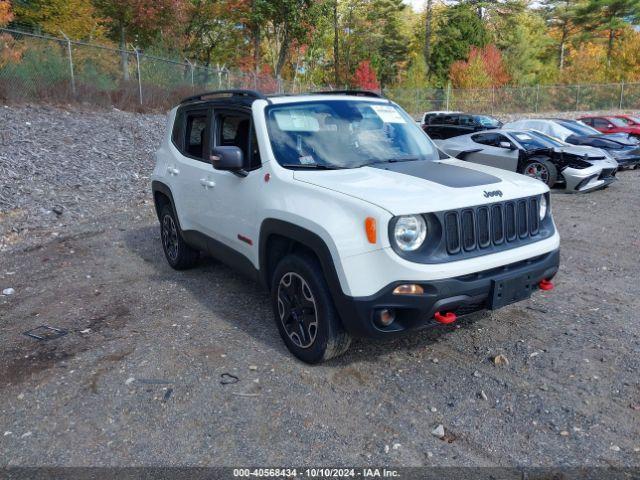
[
  {"left": 281, "top": 163, "right": 349, "bottom": 170},
  {"left": 358, "top": 157, "right": 421, "bottom": 167}
]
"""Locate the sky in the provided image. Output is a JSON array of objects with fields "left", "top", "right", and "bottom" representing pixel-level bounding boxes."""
[{"left": 404, "top": 0, "right": 424, "bottom": 11}]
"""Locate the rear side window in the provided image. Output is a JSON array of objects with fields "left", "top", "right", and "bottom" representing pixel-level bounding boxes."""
[
  {"left": 184, "top": 112, "right": 207, "bottom": 159},
  {"left": 172, "top": 110, "right": 183, "bottom": 147}
]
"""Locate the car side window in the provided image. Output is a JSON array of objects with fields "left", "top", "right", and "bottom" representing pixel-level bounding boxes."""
[
  {"left": 472, "top": 133, "right": 500, "bottom": 146},
  {"left": 593, "top": 118, "right": 609, "bottom": 128},
  {"left": 472, "top": 133, "right": 512, "bottom": 148},
  {"left": 581, "top": 118, "right": 593, "bottom": 126},
  {"left": 215, "top": 111, "right": 261, "bottom": 170},
  {"left": 183, "top": 111, "right": 208, "bottom": 160},
  {"left": 458, "top": 115, "right": 474, "bottom": 126}
]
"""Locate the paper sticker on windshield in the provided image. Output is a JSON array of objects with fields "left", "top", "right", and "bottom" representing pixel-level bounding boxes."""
[
  {"left": 514, "top": 133, "right": 533, "bottom": 141},
  {"left": 299, "top": 155, "right": 315, "bottom": 165},
  {"left": 371, "top": 105, "right": 406, "bottom": 124}
]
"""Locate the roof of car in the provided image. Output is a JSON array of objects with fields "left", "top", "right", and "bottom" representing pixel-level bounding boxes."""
[{"left": 178, "top": 89, "right": 389, "bottom": 107}]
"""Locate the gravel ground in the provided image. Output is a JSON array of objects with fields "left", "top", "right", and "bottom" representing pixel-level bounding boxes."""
[{"left": 0, "top": 105, "right": 639, "bottom": 467}]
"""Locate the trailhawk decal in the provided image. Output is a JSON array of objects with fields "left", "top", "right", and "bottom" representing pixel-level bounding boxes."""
[{"left": 369, "top": 160, "right": 501, "bottom": 188}]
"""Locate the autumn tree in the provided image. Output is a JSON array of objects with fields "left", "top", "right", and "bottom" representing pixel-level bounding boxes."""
[
  {"left": 12, "top": 0, "right": 104, "bottom": 39},
  {"left": 352, "top": 60, "right": 379, "bottom": 90},
  {"left": 575, "top": 0, "right": 640, "bottom": 73},
  {"left": 183, "top": 0, "right": 248, "bottom": 71},
  {"left": 94, "top": 0, "right": 183, "bottom": 79},
  {"left": 449, "top": 45, "right": 509, "bottom": 88},
  {"left": 0, "top": 0, "right": 13, "bottom": 26}
]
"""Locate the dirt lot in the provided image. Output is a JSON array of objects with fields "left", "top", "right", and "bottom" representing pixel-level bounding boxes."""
[{"left": 0, "top": 105, "right": 639, "bottom": 467}]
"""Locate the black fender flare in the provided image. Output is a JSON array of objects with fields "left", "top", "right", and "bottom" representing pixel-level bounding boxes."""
[
  {"left": 258, "top": 219, "right": 349, "bottom": 307},
  {"left": 151, "top": 180, "right": 178, "bottom": 223}
]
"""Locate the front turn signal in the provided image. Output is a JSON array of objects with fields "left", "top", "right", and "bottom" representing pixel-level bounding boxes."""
[{"left": 365, "top": 217, "right": 377, "bottom": 244}]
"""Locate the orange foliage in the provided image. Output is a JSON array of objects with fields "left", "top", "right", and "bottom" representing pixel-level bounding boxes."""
[
  {"left": 449, "top": 45, "right": 509, "bottom": 88},
  {"left": 0, "top": 0, "right": 13, "bottom": 26}
]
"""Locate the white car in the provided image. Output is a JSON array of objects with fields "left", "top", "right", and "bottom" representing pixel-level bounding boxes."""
[{"left": 151, "top": 90, "right": 560, "bottom": 363}]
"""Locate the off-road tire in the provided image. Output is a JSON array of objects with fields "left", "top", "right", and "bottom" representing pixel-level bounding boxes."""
[
  {"left": 520, "top": 157, "right": 558, "bottom": 187},
  {"left": 271, "top": 253, "right": 351, "bottom": 363},
  {"left": 159, "top": 204, "right": 199, "bottom": 270}
]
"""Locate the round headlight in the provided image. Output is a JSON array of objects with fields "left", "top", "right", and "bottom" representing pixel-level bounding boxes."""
[
  {"left": 539, "top": 195, "right": 548, "bottom": 220},
  {"left": 393, "top": 215, "right": 427, "bottom": 252}
]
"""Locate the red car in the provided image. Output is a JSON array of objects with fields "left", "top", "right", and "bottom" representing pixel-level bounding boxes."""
[
  {"left": 614, "top": 114, "right": 640, "bottom": 128},
  {"left": 578, "top": 115, "right": 640, "bottom": 137}
]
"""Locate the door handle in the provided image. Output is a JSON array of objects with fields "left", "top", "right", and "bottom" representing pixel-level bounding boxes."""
[
  {"left": 168, "top": 166, "right": 180, "bottom": 176},
  {"left": 200, "top": 178, "right": 216, "bottom": 189}
]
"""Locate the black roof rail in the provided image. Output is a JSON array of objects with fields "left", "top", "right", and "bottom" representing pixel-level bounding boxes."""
[
  {"left": 310, "top": 90, "right": 384, "bottom": 98},
  {"left": 180, "top": 89, "right": 267, "bottom": 105}
]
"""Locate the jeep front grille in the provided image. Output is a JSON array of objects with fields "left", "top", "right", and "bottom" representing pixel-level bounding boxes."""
[{"left": 444, "top": 197, "right": 542, "bottom": 255}]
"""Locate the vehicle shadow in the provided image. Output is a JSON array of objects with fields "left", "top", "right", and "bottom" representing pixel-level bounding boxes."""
[{"left": 124, "top": 224, "right": 488, "bottom": 366}]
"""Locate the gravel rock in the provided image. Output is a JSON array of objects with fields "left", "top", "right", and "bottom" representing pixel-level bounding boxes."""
[
  {"left": 0, "top": 105, "right": 164, "bottom": 251},
  {"left": 431, "top": 425, "right": 445, "bottom": 439},
  {"left": 492, "top": 354, "right": 509, "bottom": 366},
  {"left": 2, "top": 287, "right": 14, "bottom": 295}
]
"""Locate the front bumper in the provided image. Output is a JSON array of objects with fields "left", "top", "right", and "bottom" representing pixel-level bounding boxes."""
[
  {"left": 562, "top": 164, "right": 617, "bottom": 193},
  {"left": 335, "top": 249, "right": 560, "bottom": 338}
]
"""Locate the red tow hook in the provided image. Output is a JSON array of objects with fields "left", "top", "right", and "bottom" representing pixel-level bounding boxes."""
[
  {"left": 434, "top": 311, "right": 457, "bottom": 325},
  {"left": 538, "top": 279, "right": 555, "bottom": 291}
]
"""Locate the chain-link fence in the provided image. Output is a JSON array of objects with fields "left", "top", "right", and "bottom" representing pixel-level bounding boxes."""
[
  {"left": 0, "top": 28, "right": 316, "bottom": 111},
  {"left": 385, "top": 82, "right": 640, "bottom": 118},
  {"left": 2, "top": 27, "right": 639, "bottom": 115}
]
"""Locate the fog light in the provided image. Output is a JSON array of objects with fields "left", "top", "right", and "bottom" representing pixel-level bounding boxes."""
[
  {"left": 393, "top": 284, "right": 424, "bottom": 295},
  {"left": 374, "top": 308, "right": 396, "bottom": 327}
]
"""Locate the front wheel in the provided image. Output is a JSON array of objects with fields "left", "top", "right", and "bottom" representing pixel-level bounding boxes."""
[
  {"left": 520, "top": 157, "right": 558, "bottom": 187},
  {"left": 271, "top": 254, "right": 351, "bottom": 364}
]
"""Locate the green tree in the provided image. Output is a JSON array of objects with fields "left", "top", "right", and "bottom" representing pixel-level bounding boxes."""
[
  {"left": 368, "top": 0, "right": 408, "bottom": 87},
  {"left": 498, "top": 11, "right": 552, "bottom": 85},
  {"left": 260, "top": 0, "right": 327, "bottom": 78},
  {"left": 429, "top": 2, "right": 489, "bottom": 85},
  {"left": 540, "top": 0, "right": 580, "bottom": 71}
]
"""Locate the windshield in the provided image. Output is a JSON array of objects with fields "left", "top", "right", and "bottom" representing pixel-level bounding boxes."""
[
  {"left": 473, "top": 115, "right": 501, "bottom": 127},
  {"left": 558, "top": 120, "right": 600, "bottom": 136},
  {"left": 265, "top": 100, "right": 439, "bottom": 169},
  {"left": 609, "top": 117, "right": 628, "bottom": 127},
  {"left": 511, "top": 130, "right": 562, "bottom": 149}
]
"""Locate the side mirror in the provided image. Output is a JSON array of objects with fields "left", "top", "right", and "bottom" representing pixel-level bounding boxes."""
[
  {"left": 607, "top": 124, "right": 615, "bottom": 129},
  {"left": 499, "top": 141, "right": 515, "bottom": 150},
  {"left": 210, "top": 146, "right": 244, "bottom": 171}
]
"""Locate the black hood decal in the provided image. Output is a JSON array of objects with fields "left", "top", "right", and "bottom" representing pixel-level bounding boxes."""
[{"left": 369, "top": 160, "right": 501, "bottom": 188}]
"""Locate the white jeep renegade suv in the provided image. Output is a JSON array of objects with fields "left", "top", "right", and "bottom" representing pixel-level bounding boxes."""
[{"left": 151, "top": 90, "right": 560, "bottom": 363}]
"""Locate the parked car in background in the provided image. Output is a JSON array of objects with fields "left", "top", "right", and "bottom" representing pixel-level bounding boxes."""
[
  {"left": 438, "top": 129, "right": 618, "bottom": 193},
  {"left": 503, "top": 118, "right": 640, "bottom": 169},
  {"left": 613, "top": 114, "right": 640, "bottom": 128},
  {"left": 421, "top": 111, "right": 502, "bottom": 139},
  {"left": 578, "top": 115, "right": 640, "bottom": 138}
]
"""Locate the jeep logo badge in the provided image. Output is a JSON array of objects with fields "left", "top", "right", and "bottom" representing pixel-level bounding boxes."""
[{"left": 483, "top": 190, "right": 503, "bottom": 198}]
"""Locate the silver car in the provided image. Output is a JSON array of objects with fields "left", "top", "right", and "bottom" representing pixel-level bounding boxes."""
[{"left": 436, "top": 129, "right": 618, "bottom": 193}]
